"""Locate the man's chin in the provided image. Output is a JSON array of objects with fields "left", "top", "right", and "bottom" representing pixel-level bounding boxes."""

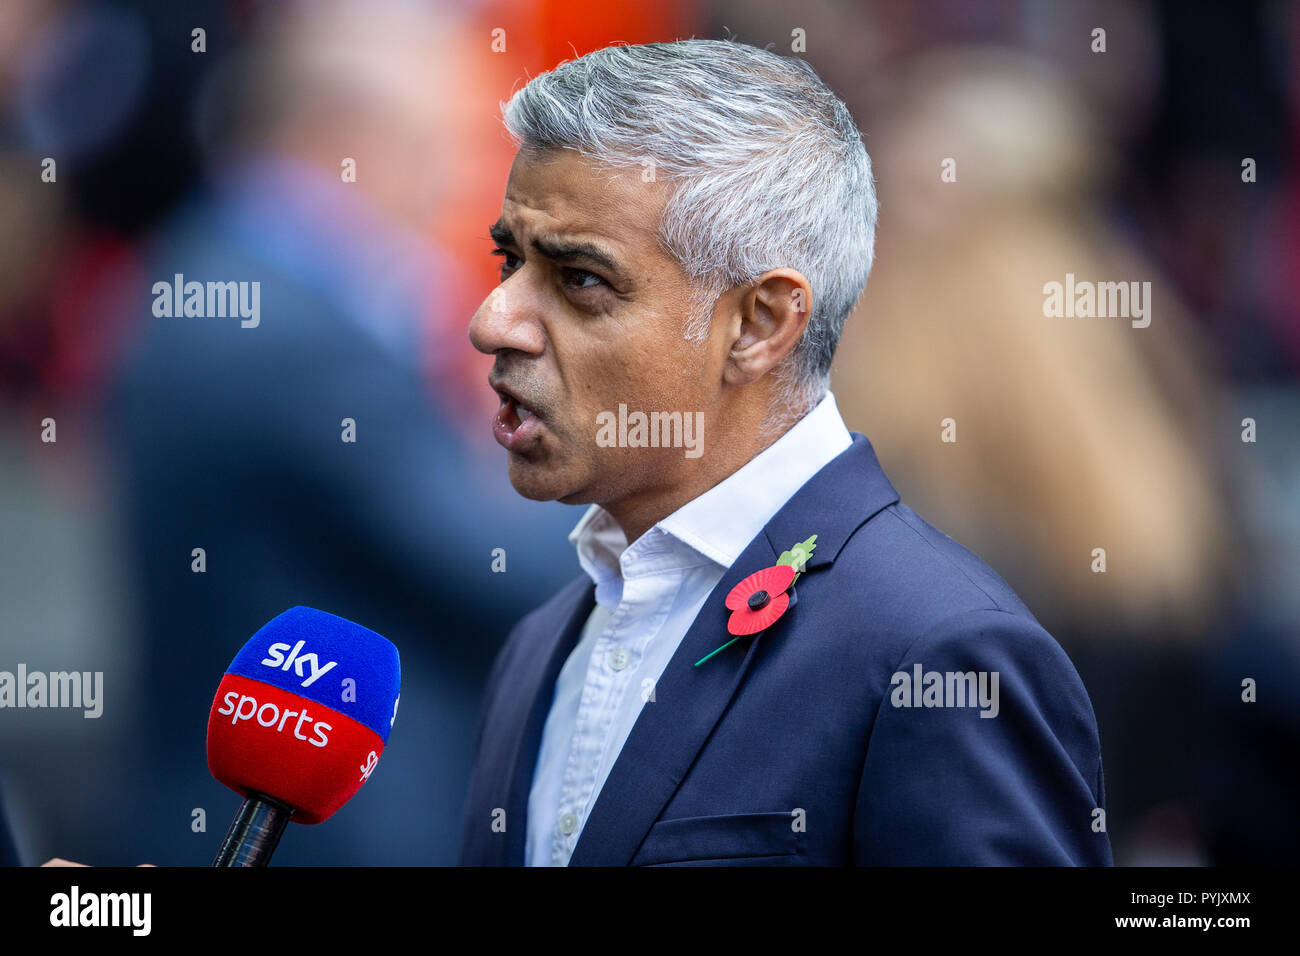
[{"left": 505, "top": 457, "right": 575, "bottom": 502}]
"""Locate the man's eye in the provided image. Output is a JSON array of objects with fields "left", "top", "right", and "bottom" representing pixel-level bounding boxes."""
[
  {"left": 563, "top": 268, "right": 605, "bottom": 290},
  {"left": 491, "top": 249, "right": 521, "bottom": 273}
]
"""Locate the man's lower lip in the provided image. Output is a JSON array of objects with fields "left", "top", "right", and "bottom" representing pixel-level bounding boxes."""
[{"left": 493, "top": 407, "right": 545, "bottom": 452}]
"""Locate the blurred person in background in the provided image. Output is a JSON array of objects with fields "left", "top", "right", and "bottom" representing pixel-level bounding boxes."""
[
  {"left": 832, "top": 47, "right": 1297, "bottom": 864},
  {"left": 0, "top": 0, "right": 701, "bottom": 866},
  {"left": 0, "top": 0, "right": 209, "bottom": 865},
  {"left": 96, "top": 1, "right": 581, "bottom": 865}
]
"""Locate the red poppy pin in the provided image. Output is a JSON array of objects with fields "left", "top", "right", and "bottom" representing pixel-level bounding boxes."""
[{"left": 694, "top": 534, "right": 817, "bottom": 666}]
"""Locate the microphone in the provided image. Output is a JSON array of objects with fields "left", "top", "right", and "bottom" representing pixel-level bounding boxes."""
[{"left": 206, "top": 606, "right": 401, "bottom": 866}]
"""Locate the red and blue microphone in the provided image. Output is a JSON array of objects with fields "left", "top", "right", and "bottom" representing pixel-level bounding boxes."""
[{"left": 206, "top": 606, "right": 401, "bottom": 866}]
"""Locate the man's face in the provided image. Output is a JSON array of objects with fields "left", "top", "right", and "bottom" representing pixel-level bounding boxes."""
[{"left": 469, "top": 149, "right": 718, "bottom": 508}]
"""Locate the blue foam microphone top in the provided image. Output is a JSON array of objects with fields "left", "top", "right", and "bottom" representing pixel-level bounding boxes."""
[{"left": 225, "top": 606, "right": 400, "bottom": 742}]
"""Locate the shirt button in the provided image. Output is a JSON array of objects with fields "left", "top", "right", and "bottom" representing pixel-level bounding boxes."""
[
  {"left": 559, "top": 813, "right": 578, "bottom": 835},
  {"left": 607, "top": 647, "right": 630, "bottom": 671}
]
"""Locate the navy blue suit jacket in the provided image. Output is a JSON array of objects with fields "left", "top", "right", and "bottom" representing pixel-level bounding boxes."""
[
  {"left": 0, "top": 790, "right": 18, "bottom": 866},
  {"left": 459, "top": 433, "right": 1112, "bottom": 865}
]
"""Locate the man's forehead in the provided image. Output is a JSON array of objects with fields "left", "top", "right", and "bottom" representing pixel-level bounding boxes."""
[{"left": 500, "top": 149, "right": 665, "bottom": 248}]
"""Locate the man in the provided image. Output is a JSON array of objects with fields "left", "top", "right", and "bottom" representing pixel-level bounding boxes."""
[{"left": 459, "top": 39, "right": 1111, "bottom": 866}]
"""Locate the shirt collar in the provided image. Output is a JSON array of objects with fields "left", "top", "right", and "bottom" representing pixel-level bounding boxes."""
[{"left": 569, "top": 391, "right": 853, "bottom": 603}]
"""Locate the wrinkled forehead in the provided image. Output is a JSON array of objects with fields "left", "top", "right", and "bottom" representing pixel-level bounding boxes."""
[{"left": 499, "top": 148, "right": 676, "bottom": 276}]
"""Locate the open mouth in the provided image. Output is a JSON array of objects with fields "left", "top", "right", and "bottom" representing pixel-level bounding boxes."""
[{"left": 491, "top": 384, "right": 545, "bottom": 452}]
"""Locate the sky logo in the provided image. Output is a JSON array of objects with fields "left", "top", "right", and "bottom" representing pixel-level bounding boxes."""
[{"left": 260, "top": 640, "right": 337, "bottom": 688}]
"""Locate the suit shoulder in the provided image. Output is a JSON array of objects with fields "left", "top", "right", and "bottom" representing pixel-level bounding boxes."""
[
  {"left": 809, "top": 499, "right": 1083, "bottom": 686},
  {"left": 830, "top": 501, "right": 1097, "bottom": 736},
  {"left": 836, "top": 500, "right": 1040, "bottom": 626}
]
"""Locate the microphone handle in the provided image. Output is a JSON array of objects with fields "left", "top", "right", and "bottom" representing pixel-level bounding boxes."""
[{"left": 212, "top": 792, "right": 294, "bottom": 867}]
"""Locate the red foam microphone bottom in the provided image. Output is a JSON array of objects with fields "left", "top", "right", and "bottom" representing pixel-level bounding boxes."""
[{"left": 207, "top": 672, "right": 385, "bottom": 825}]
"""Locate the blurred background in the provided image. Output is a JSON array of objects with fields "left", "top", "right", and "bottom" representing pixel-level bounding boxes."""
[{"left": 0, "top": 0, "right": 1295, "bottom": 865}]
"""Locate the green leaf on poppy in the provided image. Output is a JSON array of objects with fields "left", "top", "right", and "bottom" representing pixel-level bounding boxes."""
[{"left": 777, "top": 534, "right": 818, "bottom": 581}]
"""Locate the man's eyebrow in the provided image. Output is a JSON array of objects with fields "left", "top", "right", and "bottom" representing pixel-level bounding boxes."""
[
  {"left": 530, "top": 235, "right": 623, "bottom": 275},
  {"left": 489, "top": 220, "right": 624, "bottom": 276}
]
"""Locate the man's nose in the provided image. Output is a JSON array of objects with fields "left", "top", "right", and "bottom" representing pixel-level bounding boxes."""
[{"left": 468, "top": 284, "right": 546, "bottom": 356}]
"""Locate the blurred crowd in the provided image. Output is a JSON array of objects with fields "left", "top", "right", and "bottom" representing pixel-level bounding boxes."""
[{"left": 0, "top": 0, "right": 1296, "bottom": 865}]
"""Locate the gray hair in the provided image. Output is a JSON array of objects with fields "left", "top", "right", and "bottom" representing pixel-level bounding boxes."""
[{"left": 502, "top": 39, "right": 877, "bottom": 418}]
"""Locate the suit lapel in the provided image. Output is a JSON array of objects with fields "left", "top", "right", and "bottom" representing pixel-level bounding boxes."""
[
  {"left": 468, "top": 578, "right": 593, "bottom": 866},
  {"left": 567, "top": 433, "right": 900, "bottom": 865}
]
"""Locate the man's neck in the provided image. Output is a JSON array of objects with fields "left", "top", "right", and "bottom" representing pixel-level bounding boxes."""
[{"left": 603, "top": 396, "right": 814, "bottom": 544}]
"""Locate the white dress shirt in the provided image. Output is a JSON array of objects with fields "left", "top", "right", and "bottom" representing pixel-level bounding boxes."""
[{"left": 524, "top": 391, "right": 853, "bottom": 865}]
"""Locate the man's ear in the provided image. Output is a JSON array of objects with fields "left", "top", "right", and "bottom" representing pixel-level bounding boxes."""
[{"left": 724, "top": 268, "right": 813, "bottom": 387}]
